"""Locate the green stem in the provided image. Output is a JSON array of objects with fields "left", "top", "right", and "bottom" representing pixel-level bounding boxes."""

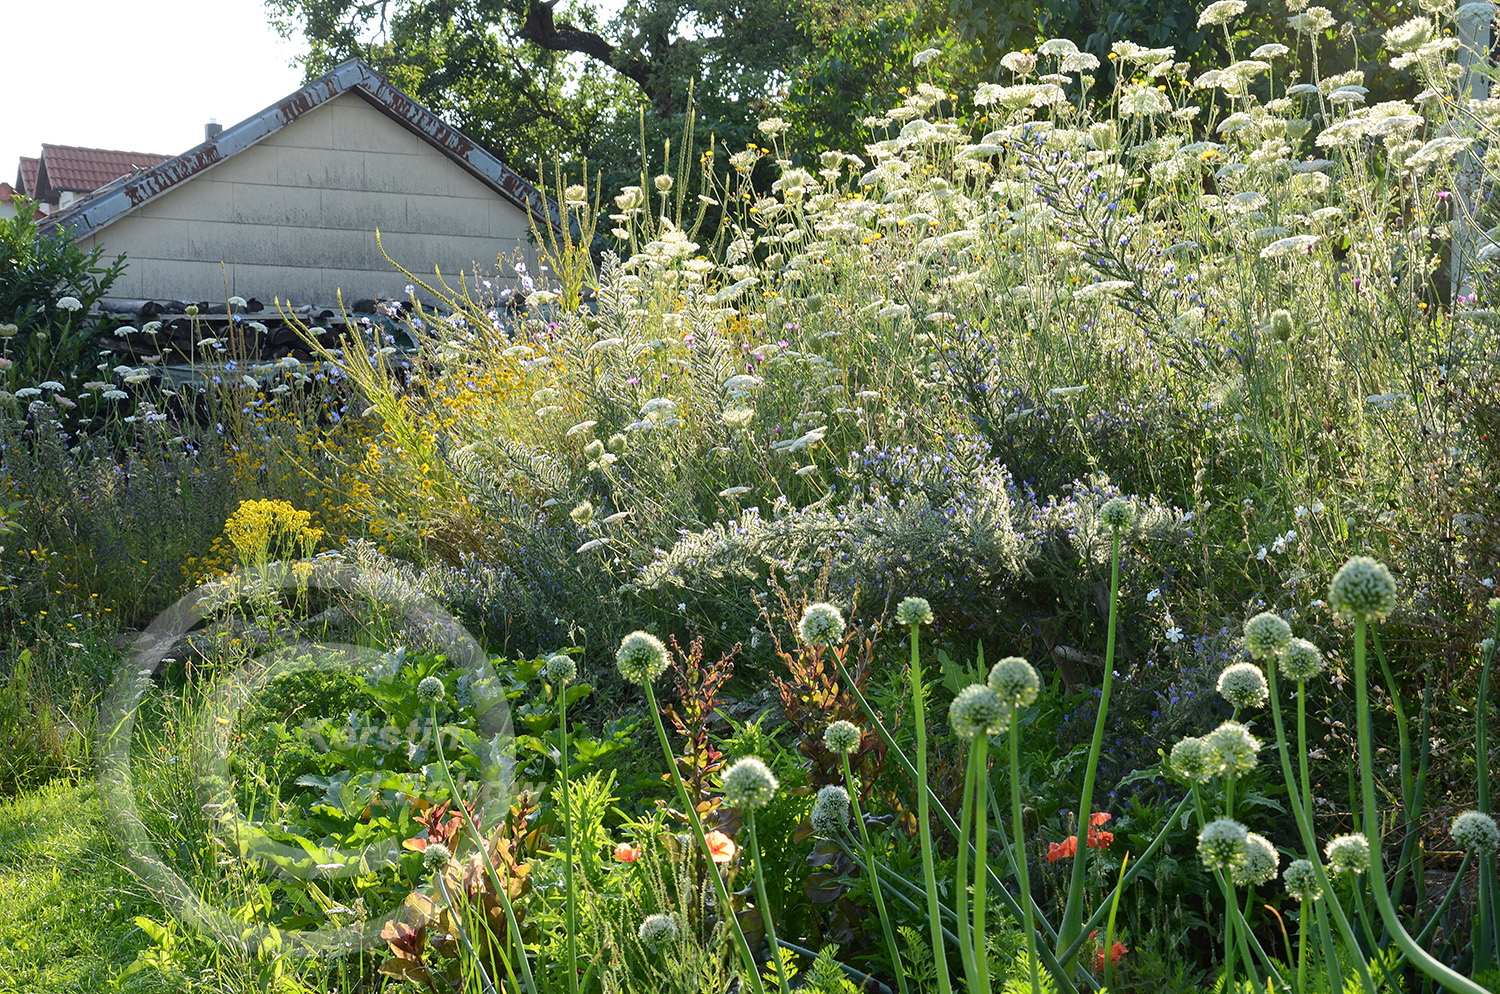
[
  {"left": 1355, "top": 617, "right": 1493, "bottom": 994},
  {"left": 558, "top": 686, "right": 579, "bottom": 994},
  {"left": 748, "top": 811, "right": 791, "bottom": 994},
  {"left": 974, "top": 735, "right": 993, "bottom": 994},
  {"left": 841, "top": 754, "right": 910, "bottom": 994},
  {"left": 642, "top": 682, "right": 767, "bottom": 994},
  {"left": 1010, "top": 725, "right": 1042, "bottom": 994},
  {"left": 911, "top": 622, "right": 956, "bottom": 994},
  {"left": 1297, "top": 899, "right": 1308, "bottom": 994},
  {"left": 435, "top": 870, "right": 500, "bottom": 994},
  {"left": 957, "top": 740, "right": 980, "bottom": 991}
]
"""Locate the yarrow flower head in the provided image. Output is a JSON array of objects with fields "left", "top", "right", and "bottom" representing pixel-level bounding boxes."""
[
  {"left": 949, "top": 684, "right": 1011, "bottom": 740},
  {"left": 723, "top": 756, "right": 779, "bottom": 810},
  {"left": 1326, "top": 834, "right": 1371, "bottom": 876},
  {"left": 1243, "top": 612, "right": 1292, "bottom": 660},
  {"left": 811, "top": 784, "right": 852, "bottom": 836},
  {"left": 1199, "top": 818, "right": 1249, "bottom": 871},
  {"left": 1328, "top": 556, "right": 1397, "bottom": 622},
  {"left": 823, "top": 720, "right": 862, "bottom": 754},
  {"left": 544, "top": 652, "right": 577, "bottom": 686},
  {"left": 1279, "top": 638, "right": 1325, "bottom": 682},
  {"left": 1169, "top": 736, "right": 1217, "bottom": 784},
  {"left": 799, "top": 603, "right": 847, "bottom": 647},
  {"left": 1198, "top": 0, "right": 1246, "bottom": 26},
  {"left": 617, "top": 631, "right": 670, "bottom": 685},
  {"left": 422, "top": 842, "right": 452, "bottom": 872},
  {"left": 1205, "top": 720, "right": 1261, "bottom": 779},
  {"left": 988, "top": 656, "right": 1040, "bottom": 708},
  {"left": 1232, "top": 832, "right": 1280, "bottom": 887},
  {"left": 895, "top": 596, "right": 934, "bottom": 626},
  {"left": 56, "top": 296, "right": 83, "bottom": 312},
  {"left": 638, "top": 913, "right": 679, "bottom": 948},
  {"left": 417, "top": 676, "right": 446, "bottom": 705},
  {"left": 1217, "top": 662, "right": 1269, "bottom": 709},
  {"left": 1284, "top": 859, "right": 1322, "bottom": 902},
  {"left": 1099, "top": 497, "right": 1132, "bottom": 529},
  {"left": 1450, "top": 811, "right": 1500, "bottom": 853}
]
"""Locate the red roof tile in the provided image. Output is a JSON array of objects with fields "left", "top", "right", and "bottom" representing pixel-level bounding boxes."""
[
  {"left": 38, "top": 144, "right": 172, "bottom": 195},
  {"left": 0, "top": 182, "right": 14, "bottom": 202},
  {"left": 17, "top": 156, "right": 39, "bottom": 196}
]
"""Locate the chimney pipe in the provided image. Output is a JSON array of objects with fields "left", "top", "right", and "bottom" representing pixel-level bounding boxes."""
[{"left": 205, "top": 119, "right": 223, "bottom": 142}]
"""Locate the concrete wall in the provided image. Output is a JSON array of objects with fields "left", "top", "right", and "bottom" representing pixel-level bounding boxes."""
[{"left": 79, "top": 92, "right": 537, "bottom": 304}]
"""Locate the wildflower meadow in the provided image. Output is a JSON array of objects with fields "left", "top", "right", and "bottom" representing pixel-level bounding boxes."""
[{"left": 3, "top": 1, "right": 1500, "bottom": 993}]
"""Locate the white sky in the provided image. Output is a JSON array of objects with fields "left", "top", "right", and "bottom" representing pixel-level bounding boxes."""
[{"left": 3, "top": 0, "right": 306, "bottom": 186}]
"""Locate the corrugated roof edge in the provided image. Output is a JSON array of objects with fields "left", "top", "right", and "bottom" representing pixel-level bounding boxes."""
[{"left": 40, "top": 59, "right": 560, "bottom": 240}]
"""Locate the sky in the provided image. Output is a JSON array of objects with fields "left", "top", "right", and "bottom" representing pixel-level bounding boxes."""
[{"left": 3, "top": 0, "right": 306, "bottom": 186}]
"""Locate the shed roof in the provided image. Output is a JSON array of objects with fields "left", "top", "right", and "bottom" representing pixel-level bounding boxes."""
[
  {"left": 36, "top": 144, "right": 173, "bottom": 195},
  {"left": 41, "top": 59, "right": 554, "bottom": 240}
]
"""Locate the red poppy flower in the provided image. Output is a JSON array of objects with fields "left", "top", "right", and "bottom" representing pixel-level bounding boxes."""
[
  {"left": 1089, "top": 931, "right": 1128, "bottom": 972},
  {"left": 705, "top": 830, "right": 738, "bottom": 864},
  {"left": 1046, "top": 836, "right": 1078, "bottom": 862},
  {"left": 614, "top": 843, "right": 641, "bottom": 863},
  {"left": 1090, "top": 812, "right": 1113, "bottom": 827}
]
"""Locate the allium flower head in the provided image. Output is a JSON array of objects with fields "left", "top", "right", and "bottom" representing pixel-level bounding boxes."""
[
  {"left": 1284, "top": 859, "right": 1322, "bottom": 902},
  {"left": 723, "top": 756, "right": 779, "bottom": 810},
  {"left": 823, "top": 720, "right": 862, "bottom": 754},
  {"left": 1243, "top": 612, "right": 1292, "bottom": 660},
  {"left": 617, "top": 631, "right": 670, "bottom": 685},
  {"left": 811, "top": 784, "right": 852, "bottom": 836},
  {"left": 1325, "top": 833, "right": 1371, "bottom": 876},
  {"left": 544, "top": 652, "right": 577, "bottom": 686},
  {"left": 1279, "top": 638, "right": 1325, "bottom": 682},
  {"left": 1099, "top": 498, "right": 1132, "bottom": 529},
  {"left": 1232, "top": 832, "right": 1280, "bottom": 886},
  {"left": 1205, "top": 720, "right": 1260, "bottom": 779},
  {"left": 895, "top": 596, "right": 934, "bottom": 626},
  {"left": 417, "top": 676, "right": 446, "bottom": 705},
  {"left": 1217, "top": 662, "right": 1269, "bottom": 709},
  {"left": 988, "top": 656, "right": 1040, "bottom": 708},
  {"left": 1199, "top": 818, "right": 1249, "bottom": 871},
  {"left": 1169, "top": 736, "right": 1217, "bottom": 784},
  {"left": 638, "top": 913, "right": 679, "bottom": 948},
  {"left": 799, "top": 603, "right": 847, "bottom": 646},
  {"left": 422, "top": 842, "right": 452, "bottom": 872},
  {"left": 1451, "top": 811, "right": 1500, "bottom": 853},
  {"left": 1328, "top": 556, "right": 1397, "bottom": 622},
  {"left": 949, "top": 684, "right": 1011, "bottom": 740}
]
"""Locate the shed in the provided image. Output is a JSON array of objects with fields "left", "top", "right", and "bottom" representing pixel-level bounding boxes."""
[{"left": 41, "top": 59, "right": 551, "bottom": 307}]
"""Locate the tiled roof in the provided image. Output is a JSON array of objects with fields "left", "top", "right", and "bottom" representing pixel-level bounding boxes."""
[
  {"left": 37, "top": 144, "right": 172, "bottom": 195},
  {"left": 0, "top": 182, "right": 14, "bottom": 202},
  {"left": 17, "top": 157, "right": 39, "bottom": 196}
]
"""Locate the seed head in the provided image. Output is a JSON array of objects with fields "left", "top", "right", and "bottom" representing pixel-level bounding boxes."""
[
  {"left": 949, "top": 684, "right": 1011, "bottom": 740},
  {"left": 1205, "top": 720, "right": 1261, "bottom": 779},
  {"left": 1169, "top": 736, "right": 1216, "bottom": 784},
  {"left": 1451, "top": 811, "right": 1500, "bottom": 854},
  {"left": 422, "top": 843, "right": 452, "bottom": 872},
  {"left": 1325, "top": 834, "right": 1371, "bottom": 876},
  {"left": 1269, "top": 309, "right": 1295, "bottom": 341},
  {"left": 417, "top": 676, "right": 446, "bottom": 705},
  {"left": 823, "top": 720, "right": 862, "bottom": 754},
  {"left": 1232, "top": 832, "right": 1280, "bottom": 887},
  {"left": 544, "top": 652, "right": 577, "bottom": 686},
  {"left": 607, "top": 433, "right": 627, "bottom": 454},
  {"left": 1284, "top": 859, "right": 1322, "bottom": 902},
  {"left": 988, "top": 656, "right": 1040, "bottom": 708},
  {"left": 1198, "top": 818, "right": 1249, "bottom": 871},
  {"left": 811, "top": 784, "right": 852, "bottom": 836},
  {"left": 1217, "top": 662, "right": 1269, "bottom": 709},
  {"left": 895, "top": 596, "right": 934, "bottom": 626},
  {"left": 1243, "top": 612, "right": 1292, "bottom": 660},
  {"left": 1278, "top": 638, "right": 1325, "bottom": 682},
  {"left": 1328, "top": 556, "right": 1397, "bottom": 622},
  {"left": 1099, "top": 498, "right": 1132, "bottom": 529},
  {"left": 723, "top": 756, "right": 779, "bottom": 810},
  {"left": 638, "top": 913, "right": 679, "bottom": 948},
  {"left": 617, "top": 631, "right": 670, "bottom": 685},
  {"left": 799, "top": 603, "right": 847, "bottom": 647}
]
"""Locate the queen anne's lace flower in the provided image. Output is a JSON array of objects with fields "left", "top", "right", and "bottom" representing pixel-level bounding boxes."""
[
  {"left": 1451, "top": 811, "right": 1500, "bottom": 853},
  {"left": 988, "top": 656, "right": 1040, "bottom": 708},
  {"left": 1217, "top": 662, "right": 1269, "bottom": 709},
  {"left": 1328, "top": 556, "right": 1397, "bottom": 621},
  {"left": 1198, "top": 0, "right": 1246, "bottom": 26},
  {"left": 799, "top": 603, "right": 847, "bottom": 646},
  {"left": 1199, "top": 818, "right": 1249, "bottom": 870},
  {"left": 617, "top": 631, "right": 670, "bottom": 685},
  {"left": 1279, "top": 638, "right": 1325, "bottom": 681},
  {"left": 1284, "top": 859, "right": 1322, "bottom": 901},
  {"left": 950, "top": 684, "right": 1011, "bottom": 740},
  {"left": 811, "top": 784, "right": 852, "bottom": 835},
  {"left": 1243, "top": 612, "right": 1292, "bottom": 660},
  {"left": 823, "top": 720, "right": 862, "bottom": 754},
  {"left": 723, "top": 756, "right": 779, "bottom": 810},
  {"left": 1326, "top": 834, "right": 1371, "bottom": 875}
]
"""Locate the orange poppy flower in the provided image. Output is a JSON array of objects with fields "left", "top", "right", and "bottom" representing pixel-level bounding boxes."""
[
  {"left": 614, "top": 843, "right": 641, "bottom": 863},
  {"left": 1090, "top": 812, "right": 1113, "bottom": 827},
  {"left": 705, "top": 830, "right": 738, "bottom": 864},
  {"left": 1089, "top": 931, "right": 1128, "bottom": 971},
  {"left": 1046, "top": 836, "right": 1078, "bottom": 862}
]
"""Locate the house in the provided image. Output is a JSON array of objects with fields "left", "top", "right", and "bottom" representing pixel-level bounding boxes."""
[
  {"left": 0, "top": 183, "right": 18, "bottom": 220},
  {"left": 14, "top": 145, "right": 173, "bottom": 214},
  {"left": 39, "top": 59, "right": 551, "bottom": 307}
]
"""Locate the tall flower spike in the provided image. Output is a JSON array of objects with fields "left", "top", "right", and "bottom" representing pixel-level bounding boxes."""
[
  {"left": 1328, "top": 556, "right": 1398, "bottom": 622},
  {"left": 617, "top": 631, "right": 670, "bottom": 685},
  {"left": 799, "top": 603, "right": 846, "bottom": 647}
]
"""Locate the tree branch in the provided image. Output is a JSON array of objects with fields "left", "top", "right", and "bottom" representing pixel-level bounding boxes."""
[{"left": 517, "top": 0, "right": 676, "bottom": 114}]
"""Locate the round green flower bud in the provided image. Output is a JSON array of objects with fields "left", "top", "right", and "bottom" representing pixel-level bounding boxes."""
[
  {"left": 988, "top": 656, "right": 1040, "bottom": 708},
  {"left": 544, "top": 652, "right": 577, "bottom": 686},
  {"left": 949, "top": 684, "right": 1011, "bottom": 740},
  {"left": 811, "top": 784, "right": 851, "bottom": 836},
  {"left": 823, "top": 720, "right": 862, "bottom": 754},
  {"left": 570, "top": 501, "right": 594, "bottom": 525},
  {"left": 607, "top": 433, "right": 628, "bottom": 455},
  {"left": 617, "top": 631, "right": 670, "bottom": 685},
  {"left": 799, "top": 603, "right": 847, "bottom": 647},
  {"left": 1284, "top": 859, "right": 1322, "bottom": 902},
  {"left": 1231, "top": 832, "right": 1280, "bottom": 887},
  {"left": 417, "top": 675, "right": 446, "bottom": 705},
  {"left": 1217, "top": 662, "right": 1269, "bottom": 709},
  {"left": 1269, "top": 309, "right": 1295, "bottom": 342},
  {"left": 1169, "top": 736, "right": 1217, "bottom": 784},
  {"left": 1451, "top": 811, "right": 1500, "bottom": 854},
  {"left": 584, "top": 439, "right": 606, "bottom": 461},
  {"left": 1198, "top": 818, "right": 1249, "bottom": 871},
  {"left": 1278, "top": 638, "right": 1325, "bottom": 682},
  {"left": 1328, "top": 556, "right": 1397, "bottom": 622},
  {"left": 1205, "top": 720, "right": 1261, "bottom": 779},
  {"left": 1325, "top": 833, "right": 1371, "bottom": 876},
  {"left": 1099, "top": 497, "right": 1132, "bottom": 529},
  {"left": 723, "top": 756, "right": 779, "bottom": 810},
  {"left": 422, "top": 842, "right": 452, "bottom": 872},
  {"left": 1243, "top": 612, "right": 1292, "bottom": 661},
  {"left": 638, "top": 912, "right": 679, "bottom": 948},
  {"left": 895, "top": 596, "right": 934, "bottom": 627}
]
